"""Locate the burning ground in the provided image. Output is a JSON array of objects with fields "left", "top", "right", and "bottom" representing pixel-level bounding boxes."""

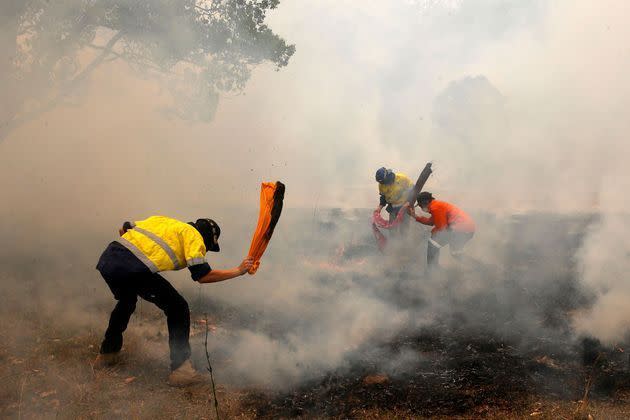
[{"left": 1, "top": 209, "right": 629, "bottom": 418}]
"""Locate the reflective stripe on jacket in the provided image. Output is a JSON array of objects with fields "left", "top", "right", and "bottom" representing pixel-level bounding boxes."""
[
  {"left": 119, "top": 216, "right": 207, "bottom": 273},
  {"left": 416, "top": 200, "right": 476, "bottom": 235},
  {"left": 378, "top": 173, "right": 413, "bottom": 206}
]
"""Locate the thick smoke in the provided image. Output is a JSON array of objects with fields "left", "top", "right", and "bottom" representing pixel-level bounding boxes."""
[{"left": 1, "top": 0, "right": 629, "bottom": 391}]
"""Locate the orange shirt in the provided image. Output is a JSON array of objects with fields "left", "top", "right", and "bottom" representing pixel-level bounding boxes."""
[{"left": 415, "top": 200, "right": 475, "bottom": 235}]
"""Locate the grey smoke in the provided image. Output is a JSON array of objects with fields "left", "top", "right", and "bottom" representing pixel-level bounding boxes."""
[{"left": 1, "top": 0, "right": 629, "bottom": 391}]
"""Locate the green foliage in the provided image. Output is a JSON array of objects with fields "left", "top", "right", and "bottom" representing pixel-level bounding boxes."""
[{"left": 0, "top": 0, "right": 295, "bottom": 136}]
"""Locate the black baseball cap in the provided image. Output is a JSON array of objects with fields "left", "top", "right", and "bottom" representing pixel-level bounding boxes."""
[{"left": 194, "top": 218, "right": 221, "bottom": 252}]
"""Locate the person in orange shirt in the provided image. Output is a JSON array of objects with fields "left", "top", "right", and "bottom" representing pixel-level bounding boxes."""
[{"left": 408, "top": 192, "right": 476, "bottom": 268}]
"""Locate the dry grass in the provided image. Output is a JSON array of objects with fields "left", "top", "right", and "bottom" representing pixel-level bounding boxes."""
[{"left": 2, "top": 311, "right": 627, "bottom": 420}]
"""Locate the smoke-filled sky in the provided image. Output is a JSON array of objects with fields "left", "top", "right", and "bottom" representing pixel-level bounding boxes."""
[
  {"left": 1, "top": 0, "right": 629, "bottom": 387},
  {"left": 2, "top": 0, "right": 629, "bottom": 212}
]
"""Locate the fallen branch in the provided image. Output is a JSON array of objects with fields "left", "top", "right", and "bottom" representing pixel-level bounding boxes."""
[
  {"left": 204, "top": 313, "right": 220, "bottom": 420},
  {"left": 575, "top": 352, "right": 601, "bottom": 418},
  {"left": 17, "top": 375, "right": 27, "bottom": 420}
]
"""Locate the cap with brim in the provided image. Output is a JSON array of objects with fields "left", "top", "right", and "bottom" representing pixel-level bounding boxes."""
[{"left": 195, "top": 218, "right": 221, "bottom": 252}]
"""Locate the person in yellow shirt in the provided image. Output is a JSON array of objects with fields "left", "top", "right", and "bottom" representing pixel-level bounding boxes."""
[
  {"left": 375, "top": 167, "right": 414, "bottom": 229},
  {"left": 93, "top": 216, "right": 252, "bottom": 387}
]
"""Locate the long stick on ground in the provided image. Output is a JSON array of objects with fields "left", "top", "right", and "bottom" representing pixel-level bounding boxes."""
[
  {"left": 17, "top": 375, "right": 27, "bottom": 420},
  {"left": 576, "top": 352, "right": 602, "bottom": 417},
  {"left": 204, "top": 313, "right": 220, "bottom": 420}
]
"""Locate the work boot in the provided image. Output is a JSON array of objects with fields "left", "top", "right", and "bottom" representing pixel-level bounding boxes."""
[
  {"left": 93, "top": 352, "right": 120, "bottom": 369},
  {"left": 167, "top": 359, "right": 207, "bottom": 387}
]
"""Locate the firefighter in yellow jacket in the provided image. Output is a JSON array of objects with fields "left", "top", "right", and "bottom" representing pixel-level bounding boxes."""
[
  {"left": 94, "top": 216, "right": 252, "bottom": 387},
  {"left": 375, "top": 167, "right": 414, "bottom": 228}
]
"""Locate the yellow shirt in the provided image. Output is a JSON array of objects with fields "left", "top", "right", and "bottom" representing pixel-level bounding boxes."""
[
  {"left": 379, "top": 173, "right": 413, "bottom": 206},
  {"left": 119, "top": 216, "right": 207, "bottom": 273}
]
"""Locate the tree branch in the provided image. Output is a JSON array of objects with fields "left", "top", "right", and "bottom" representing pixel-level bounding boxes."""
[
  {"left": 87, "top": 43, "right": 177, "bottom": 75},
  {"left": 0, "top": 31, "right": 124, "bottom": 144}
]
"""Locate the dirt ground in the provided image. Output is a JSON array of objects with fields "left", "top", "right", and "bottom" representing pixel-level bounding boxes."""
[
  {"left": 1, "top": 212, "right": 629, "bottom": 419},
  {"left": 1, "top": 305, "right": 628, "bottom": 420}
]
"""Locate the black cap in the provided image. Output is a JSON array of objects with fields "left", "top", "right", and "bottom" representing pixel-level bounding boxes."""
[
  {"left": 417, "top": 191, "right": 434, "bottom": 206},
  {"left": 194, "top": 218, "right": 221, "bottom": 252}
]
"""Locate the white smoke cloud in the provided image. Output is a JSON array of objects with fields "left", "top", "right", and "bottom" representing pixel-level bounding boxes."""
[{"left": 1, "top": 0, "right": 629, "bottom": 389}]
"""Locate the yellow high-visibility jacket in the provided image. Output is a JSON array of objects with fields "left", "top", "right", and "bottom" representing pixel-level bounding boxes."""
[
  {"left": 379, "top": 173, "right": 413, "bottom": 206},
  {"left": 118, "top": 216, "right": 207, "bottom": 273}
]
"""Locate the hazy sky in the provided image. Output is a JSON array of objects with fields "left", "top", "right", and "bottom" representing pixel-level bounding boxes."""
[{"left": 2, "top": 0, "right": 628, "bottom": 215}]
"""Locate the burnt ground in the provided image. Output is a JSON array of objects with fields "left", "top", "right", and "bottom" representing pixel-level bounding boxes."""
[
  {"left": 237, "top": 213, "right": 630, "bottom": 418},
  {"left": 246, "top": 324, "right": 629, "bottom": 418},
  {"left": 1, "top": 211, "right": 630, "bottom": 418},
  {"left": 0, "top": 298, "right": 629, "bottom": 419}
]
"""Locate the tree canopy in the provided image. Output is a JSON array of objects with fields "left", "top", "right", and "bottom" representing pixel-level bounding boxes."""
[{"left": 0, "top": 0, "right": 295, "bottom": 141}]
